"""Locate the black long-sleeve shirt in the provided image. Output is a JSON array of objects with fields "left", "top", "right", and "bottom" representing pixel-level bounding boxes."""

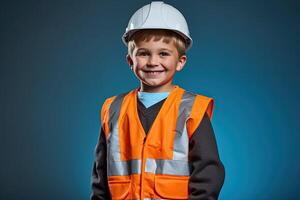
[{"left": 90, "top": 97, "right": 225, "bottom": 200}]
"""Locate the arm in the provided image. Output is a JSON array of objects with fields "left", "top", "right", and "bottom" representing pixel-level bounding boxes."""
[
  {"left": 90, "top": 127, "right": 111, "bottom": 200},
  {"left": 188, "top": 112, "right": 225, "bottom": 200}
]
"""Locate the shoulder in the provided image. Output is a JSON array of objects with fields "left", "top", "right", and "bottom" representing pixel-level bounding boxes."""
[
  {"left": 183, "top": 88, "right": 214, "bottom": 101},
  {"left": 182, "top": 89, "right": 214, "bottom": 111},
  {"left": 182, "top": 88, "right": 215, "bottom": 136},
  {"left": 100, "top": 89, "right": 134, "bottom": 115},
  {"left": 99, "top": 89, "right": 133, "bottom": 134}
]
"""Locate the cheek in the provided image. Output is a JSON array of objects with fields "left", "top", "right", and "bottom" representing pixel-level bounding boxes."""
[
  {"left": 135, "top": 57, "right": 146, "bottom": 65},
  {"left": 164, "top": 59, "right": 178, "bottom": 70}
]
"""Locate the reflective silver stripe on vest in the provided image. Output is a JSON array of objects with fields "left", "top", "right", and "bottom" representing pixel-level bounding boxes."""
[
  {"left": 173, "top": 91, "right": 196, "bottom": 160},
  {"left": 145, "top": 158, "right": 190, "bottom": 176},
  {"left": 107, "top": 93, "right": 135, "bottom": 176},
  {"left": 107, "top": 93, "right": 126, "bottom": 161},
  {"left": 108, "top": 159, "right": 141, "bottom": 176}
]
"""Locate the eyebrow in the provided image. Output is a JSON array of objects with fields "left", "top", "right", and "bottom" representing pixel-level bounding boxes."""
[{"left": 137, "top": 48, "right": 173, "bottom": 53}]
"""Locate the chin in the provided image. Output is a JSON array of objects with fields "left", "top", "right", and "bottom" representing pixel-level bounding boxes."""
[{"left": 144, "top": 81, "right": 163, "bottom": 86}]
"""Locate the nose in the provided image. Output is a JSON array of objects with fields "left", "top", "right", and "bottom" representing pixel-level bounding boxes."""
[{"left": 147, "top": 55, "right": 159, "bottom": 67}]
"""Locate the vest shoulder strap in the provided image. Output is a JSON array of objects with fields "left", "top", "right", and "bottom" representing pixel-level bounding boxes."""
[
  {"left": 100, "top": 96, "right": 116, "bottom": 137},
  {"left": 100, "top": 92, "right": 129, "bottom": 138},
  {"left": 186, "top": 92, "right": 214, "bottom": 138}
]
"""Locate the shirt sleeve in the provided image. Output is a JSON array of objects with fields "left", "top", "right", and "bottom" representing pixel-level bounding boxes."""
[
  {"left": 90, "top": 127, "right": 111, "bottom": 200},
  {"left": 188, "top": 112, "right": 225, "bottom": 200}
]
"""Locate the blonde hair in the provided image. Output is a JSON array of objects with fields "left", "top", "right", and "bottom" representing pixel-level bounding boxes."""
[{"left": 127, "top": 29, "right": 187, "bottom": 58}]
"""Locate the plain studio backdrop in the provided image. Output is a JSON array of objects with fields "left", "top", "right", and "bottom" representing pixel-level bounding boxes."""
[{"left": 0, "top": 0, "right": 299, "bottom": 199}]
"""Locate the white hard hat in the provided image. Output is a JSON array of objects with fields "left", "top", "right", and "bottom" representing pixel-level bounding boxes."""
[{"left": 122, "top": 1, "right": 193, "bottom": 50}]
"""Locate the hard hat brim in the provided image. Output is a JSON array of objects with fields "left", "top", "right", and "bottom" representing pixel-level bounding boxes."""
[{"left": 122, "top": 28, "right": 193, "bottom": 51}]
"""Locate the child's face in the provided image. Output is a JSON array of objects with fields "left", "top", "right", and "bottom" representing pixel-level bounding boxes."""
[{"left": 127, "top": 38, "right": 186, "bottom": 92}]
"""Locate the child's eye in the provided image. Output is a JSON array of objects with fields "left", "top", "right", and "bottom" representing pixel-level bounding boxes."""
[
  {"left": 160, "top": 52, "right": 170, "bottom": 56},
  {"left": 138, "top": 52, "right": 149, "bottom": 56}
]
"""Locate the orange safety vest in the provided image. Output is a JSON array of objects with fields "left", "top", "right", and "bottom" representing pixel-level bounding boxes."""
[{"left": 101, "top": 85, "right": 214, "bottom": 200}]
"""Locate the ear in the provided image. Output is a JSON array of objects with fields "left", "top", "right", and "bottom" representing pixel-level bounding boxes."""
[
  {"left": 176, "top": 55, "right": 187, "bottom": 71},
  {"left": 126, "top": 54, "right": 133, "bottom": 68}
]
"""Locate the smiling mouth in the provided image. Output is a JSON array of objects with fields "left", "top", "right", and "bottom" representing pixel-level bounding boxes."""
[{"left": 144, "top": 70, "right": 164, "bottom": 74}]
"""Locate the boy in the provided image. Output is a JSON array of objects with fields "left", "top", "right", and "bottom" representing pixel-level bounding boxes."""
[{"left": 91, "top": 1, "right": 225, "bottom": 200}]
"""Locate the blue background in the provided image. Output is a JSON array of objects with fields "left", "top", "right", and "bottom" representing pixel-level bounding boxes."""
[{"left": 1, "top": 0, "right": 299, "bottom": 199}]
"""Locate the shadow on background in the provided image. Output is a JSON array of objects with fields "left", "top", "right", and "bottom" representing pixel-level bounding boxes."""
[{"left": 1, "top": 0, "right": 299, "bottom": 199}]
